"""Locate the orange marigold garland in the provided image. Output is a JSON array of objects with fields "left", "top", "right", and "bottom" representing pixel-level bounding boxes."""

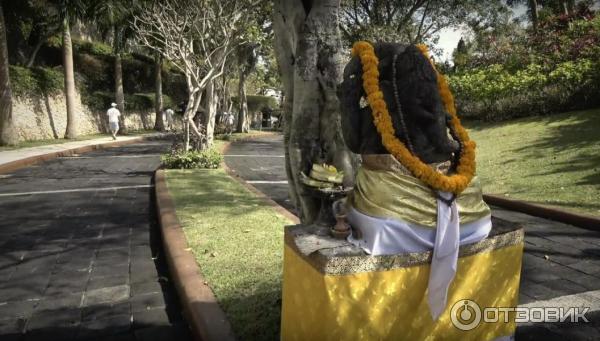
[{"left": 351, "top": 41, "right": 476, "bottom": 194}]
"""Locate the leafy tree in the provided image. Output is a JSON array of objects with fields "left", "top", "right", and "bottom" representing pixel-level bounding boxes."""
[
  {"left": 231, "top": 1, "right": 272, "bottom": 133},
  {"left": 507, "top": 0, "right": 541, "bottom": 30},
  {"left": 452, "top": 38, "right": 469, "bottom": 72},
  {"left": 459, "top": 12, "right": 529, "bottom": 70},
  {"left": 134, "top": 0, "right": 250, "bottom": 149},
  {"left": 340, "top": 0, "right": 510, "bottom": 48},
  {"left": 2, "top": 0, "right": 59, "bottom": 67}
]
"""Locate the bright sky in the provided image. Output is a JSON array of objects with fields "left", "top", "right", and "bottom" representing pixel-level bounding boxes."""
[{"left": 436, "top": 27, "right": 465, "bottom": 62}]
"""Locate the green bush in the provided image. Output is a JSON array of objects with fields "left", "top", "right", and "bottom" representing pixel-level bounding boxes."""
[
  {"left": 35, "top": 67, "right": 64, "bottom": 95},
  {"left": 9, "top": 66, "right": 38, "bottom": 97},
  {"left": 130, "top": 52, "right": 154, "bottom": 64},
  {"left": 83, "top": 91, "right": 174, "bottom": 112},
  {"left": 48, "top": 37, "right": 114, "bottom": 57},
  {"left": 162, "top": 148, "right": 223, "bottom": 169},
  {"left": 74, "top": 40, "right": 113, "bottom": 57},
  {"left": 448, "top": 59, "right": 600, "bottom": 120},
  {"left": 127, "top": 93, "right": 174, "bottom": 111},
  {"left": 75, "top": 53, "right": 111, "bottom": 90},
  {"left": 9, "top": 65, "right": 64, "bottom": 97},
  {"left": 11, "top": 36, "right": 187, "bottom": 108}
]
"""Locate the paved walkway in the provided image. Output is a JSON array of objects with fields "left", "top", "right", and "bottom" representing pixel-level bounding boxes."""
[
  {"left": 225, "top": 134, "right": 600, "bottom": 340},
  {"left": 0, "top": 135, "right": 161, "bottom": 167},
  {"left": 0, "top": 140, "right": 191, "bottom": 341}
]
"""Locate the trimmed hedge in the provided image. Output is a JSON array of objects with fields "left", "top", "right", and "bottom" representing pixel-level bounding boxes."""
[{"left": 161, "top": 148, "right": 223, "bottom": 169}]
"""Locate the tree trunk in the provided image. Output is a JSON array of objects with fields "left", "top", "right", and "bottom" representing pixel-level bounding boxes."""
[
  {"left": 154, "top": 53, "right": 164, "bottom": 131},
  {"left": 204, "top": 79, "right": 218, "bottom": 146},
  {"left": 0, "top": 3, "right": 17, "bottom": 146},
  {"left": 182, "top": 87, "right": 206, "bottom": 151},
  {"left": 273, "top": 0, "right": 356, "bottom": 224},
  {"left": 183, "top": 93, "right": 195, "bottom": 151},
  {"left": 562, "top": 0, "right": 569, "bottom": 16},
  {"left": 220, "top": 75, "right": 228, "bottom": 112},
  {"left": 237, "top": 68, "right": 249, "bottom": 133},
  {"left": 63, "top": 15, "right": 77, "bottom": 139},
  {"left": 529, "top": 0, "right": 539, "bottom": 31},
  {"left": 114, "top": 52, "right": 127, "bottom": 134},
  {"left": 26, "top": 38, "right": 44, "bottom": 68}
]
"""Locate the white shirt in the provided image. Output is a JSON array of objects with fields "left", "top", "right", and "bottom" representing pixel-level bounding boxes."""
[
  {"left": 165, "top": 109, "right": 174, "bottom": 121},
  {"left": 107, "top": 107, "right": 121, "bottom": 123},
  {"left": 225, "top": 112, "right": 234, "bottom": 125}
]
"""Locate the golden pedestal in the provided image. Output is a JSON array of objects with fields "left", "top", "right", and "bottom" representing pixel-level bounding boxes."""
[{"left": 281, "top": 218, "right": 524, "bottom": 341}]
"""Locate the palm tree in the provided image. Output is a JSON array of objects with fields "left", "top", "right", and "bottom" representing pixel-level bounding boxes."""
[
  {"left": 91, "top": 0, "right": 136, "bottom": 134},
  {"left": 61, "top": 3, "right": 79, "bottom": 138},
  {"left": 113, "top": 24, "right": 127, "bottom": 134},
  {"left": 0, "top": 2, "right": 17, "bottom": 145},
  {"left": 50, "top": 0, "right": 88, "bottom": 139}
]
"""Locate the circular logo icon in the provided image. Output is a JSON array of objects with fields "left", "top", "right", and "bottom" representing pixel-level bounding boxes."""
[{"left": 450, "top": 299, "right": 482, "bottom": 331}]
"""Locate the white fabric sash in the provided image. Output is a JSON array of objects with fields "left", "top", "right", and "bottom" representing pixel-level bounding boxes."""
[
  {"left": 347, "top": 201, "right": 492, "bottom": 321},
  {"left": 428, "top": 191, "right": 460, "bottom": 320}
]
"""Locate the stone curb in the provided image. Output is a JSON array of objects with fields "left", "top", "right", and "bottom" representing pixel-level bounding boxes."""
[
  {"left": 484, "top": 194, "right": 600, "bottom": 231},
  {"left": 154, "top": 169, "right": 236, "bottom": 341},
  {"left": 0, "top": 135, "right": 156, "bottom": 174}
]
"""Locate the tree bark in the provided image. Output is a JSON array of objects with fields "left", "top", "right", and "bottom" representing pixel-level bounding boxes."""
[
  {"left": 154, "top": 53, "right": 165, "bottom": 131},
  {"left": 0, "top": 3, "right": 17, "bottom": 146},
  {"left": 114, "top": 52, "right": 127, "bottom": 134},
  {"left": 529, "top": 0, "right": 539, "bottom": 31},
  {"left": 63, "top": 15, "right": 77, "bottom": 139},
  {"left": 561, "top": 0, "right": 569, "bottom": 16},
  {"left": 204, "top": 79, "right": 218, "bottom": 146},
  {"left": 26, "top": 38, "right": 44, "bottom": 68},
  {"left": 237, "top": 68, "right": 249, "bottom": 133},
  {"left": 273, "top": 0, "right": 356, "bottom": 224}
]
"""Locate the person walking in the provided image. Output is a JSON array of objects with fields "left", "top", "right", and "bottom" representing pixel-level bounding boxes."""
[
  {"left": 164, "top": 107, "right": 174, "bottom": 131},
  {"left": 107, "top": 102, "right": 121, "bottom": 140},
  {"left": 224, "top": 111, "right": 234, "bottom": 135}
]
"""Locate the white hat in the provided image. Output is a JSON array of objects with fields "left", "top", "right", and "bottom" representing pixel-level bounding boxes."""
[{"left": 111, "top": 103, "right": 117, "bottom": 107}]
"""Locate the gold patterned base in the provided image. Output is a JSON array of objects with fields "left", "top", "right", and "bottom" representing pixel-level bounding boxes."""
[{"left": 281, "top": 218, "right": 524, "bottom": 340}]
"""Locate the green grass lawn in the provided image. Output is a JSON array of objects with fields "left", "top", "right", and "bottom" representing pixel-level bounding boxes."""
[
  {"left": 467, "top": 108, "right": 600, "bottom": 216},
  {"left": 0, "top": 129, "right": 156, "bottom": 151},
  {"left": 165, "top": 169, "right": 291, "bottom": 341}
]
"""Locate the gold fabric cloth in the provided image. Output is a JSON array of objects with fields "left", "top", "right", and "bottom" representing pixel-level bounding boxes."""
[
  {"left": 350, "top": 154, "right": 491, "bottom": 228},
  {"left": 280, "top": 239, "right": 523, "bottom": 340}
]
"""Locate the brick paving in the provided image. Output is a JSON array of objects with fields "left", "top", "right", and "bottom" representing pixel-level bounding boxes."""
[
  {"left": 0, "top": 141, "right": 191, "bottom": 341},
  {"left": 225, "top": 134, "right": 600, "bottom": 340}
]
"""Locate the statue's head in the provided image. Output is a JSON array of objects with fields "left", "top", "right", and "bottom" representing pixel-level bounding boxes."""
[{"left": 338, "top": 42, "right": 459, "bottom": 164}]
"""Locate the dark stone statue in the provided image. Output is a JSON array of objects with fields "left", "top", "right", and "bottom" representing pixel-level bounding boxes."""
[{"left": 337, "top": 43, "right": 459, "bottom": 164}]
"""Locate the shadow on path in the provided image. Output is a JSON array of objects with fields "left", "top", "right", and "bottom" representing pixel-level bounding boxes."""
[{"left": 0, "top": 140, "right": 191, "bottom": 341}]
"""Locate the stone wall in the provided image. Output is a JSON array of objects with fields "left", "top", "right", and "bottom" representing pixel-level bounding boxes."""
[{"left": 13, "top": 92, "right": 159, "bottom": 141}]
